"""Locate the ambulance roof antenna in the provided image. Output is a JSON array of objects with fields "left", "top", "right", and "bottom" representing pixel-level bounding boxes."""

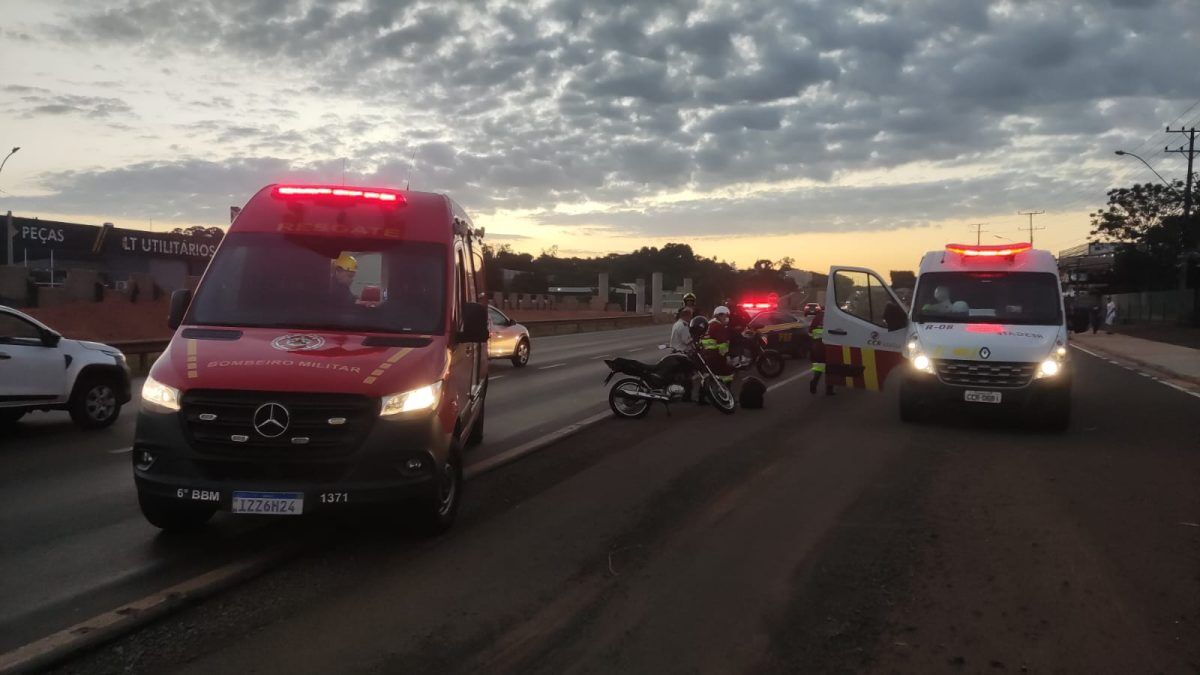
[{"left": 405, "top": 148, "right": 417, "bottom": 191}]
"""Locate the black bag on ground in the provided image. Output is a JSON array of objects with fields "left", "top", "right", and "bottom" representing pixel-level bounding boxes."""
[{"left": 739, "top": 377, "right": 766, "bottom": 409}]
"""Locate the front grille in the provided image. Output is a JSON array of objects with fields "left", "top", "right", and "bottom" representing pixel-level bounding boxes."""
[
  {"left": 181, "top": 389, "right": 378, "bottom": 459},
  {"left": 934, "top": 360, "right": 1035, "bottom": 388}
]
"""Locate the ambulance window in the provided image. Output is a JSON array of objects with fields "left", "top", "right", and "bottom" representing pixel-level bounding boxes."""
[{"left": 833, "top": 270, "right": 892, "bottom": 328}]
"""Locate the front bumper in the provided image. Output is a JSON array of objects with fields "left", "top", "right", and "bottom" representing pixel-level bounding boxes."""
[
  {"left": 132, "top": 407, "right": 449, "bottom": 513},
  {"left": 902, "top": 369, "right": 1071, "bottom": 408}
]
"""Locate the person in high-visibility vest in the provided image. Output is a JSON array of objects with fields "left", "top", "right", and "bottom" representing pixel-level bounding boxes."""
[
  {"left": 808, "top": 309, "right": 834, "bottom": 396},
  {"left": 698, "top": 305, "right": 735, "bottom": 403}
]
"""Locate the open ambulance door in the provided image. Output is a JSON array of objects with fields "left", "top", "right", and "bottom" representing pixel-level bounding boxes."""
[{"left": 822, "top": 266, "right": 909, "bottom": 392}]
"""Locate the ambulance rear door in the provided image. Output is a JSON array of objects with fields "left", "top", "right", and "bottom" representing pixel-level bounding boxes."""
[{"left": 822, "top": 266, "right": 908, "bottom": 391}]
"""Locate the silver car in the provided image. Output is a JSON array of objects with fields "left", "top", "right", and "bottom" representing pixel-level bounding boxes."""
[{"left": 487, "top": 306, "right": 531, "bottom": 367}]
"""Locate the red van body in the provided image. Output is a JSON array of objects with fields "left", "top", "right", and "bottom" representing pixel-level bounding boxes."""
[{"left": 133, "top": 185, "right": 489, "bottom": 533}]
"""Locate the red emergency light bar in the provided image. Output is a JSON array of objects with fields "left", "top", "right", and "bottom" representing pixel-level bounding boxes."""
[
  {"left": 274, "top": 185, "right": 405, "bottom": 204},
  {"left": 741, "top": 302, "right": 774, "bottom": 310},
  {"left": 965, "top": 323, "right": 1005, "bottom": 334},
  {"left": 945, "top": 243, "right": 1032, "bottom": 257}
]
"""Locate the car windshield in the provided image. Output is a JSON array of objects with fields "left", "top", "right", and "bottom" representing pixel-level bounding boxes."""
[
  {"left": 188, "top": 232, "right": 446, "bottom": 334},
  {"left": 912, "top": 271, "right": 1062, "bottom": 326}
]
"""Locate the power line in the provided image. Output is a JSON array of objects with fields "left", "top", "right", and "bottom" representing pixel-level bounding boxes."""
[
  {"left": 1017, "top": 210, "right": 1045, "bottom": 245},
  {"left": 968, "top": 222, "right": 988, "bottom": 245},
  {"left": 1164, "top": 125, "right": 1197, "bottom": 219}
]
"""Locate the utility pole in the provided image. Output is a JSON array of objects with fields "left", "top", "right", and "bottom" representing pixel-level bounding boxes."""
[
  {"left": 1017, "top": 210, "right": 1045, "bottom": 245},
  {"left": 1166, "top": 126, "right": 1198, "bottom": 293},
  {"left": 968, "top": 223, "right": 988, "bottom": 245}
]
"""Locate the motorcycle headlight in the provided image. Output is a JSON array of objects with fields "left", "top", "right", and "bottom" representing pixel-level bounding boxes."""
[
  {"left": 380, "top": 381, "right": 443, "bottom": 416},
  {"left": 141, "top": 375, "right": 180, "bottom": 412}
]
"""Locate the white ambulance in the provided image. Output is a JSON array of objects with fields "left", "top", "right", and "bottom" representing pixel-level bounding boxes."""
[{"left": 820, "top": 243, "right": 1071, "bottom": 431}]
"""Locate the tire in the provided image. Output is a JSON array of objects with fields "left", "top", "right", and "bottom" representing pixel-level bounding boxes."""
[
  {"left": 755, "top": 350, "right": 785, "bottom": 379},
  {"left": 69, "top": 376, "right": 122, "bottom": 429},
  {"left": 138, "top": 492, "right": 215, "bottom": 532},
  {"left": 703, "top": 378, "right": 737, "bottom": 415},
  {"left": 413, "top": 445, "right": 463, "bottom": 536},
  {"left": 511, "top": 339, "right": 531, "bottom": 367},
  {"left": 0, "top": 409, "right": 26, "bottom": 427},
  {"left": 899, "top": 377, "right": 924, "bottom": 423},
  {"left": 609, "top": 378, "right": 652, "bottom": 419},
  {"left": 1038, "top": 386, "right": 1071, "bottom": 432}
]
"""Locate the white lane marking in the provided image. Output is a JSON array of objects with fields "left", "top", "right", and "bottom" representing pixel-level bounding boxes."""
[
  {"left": 489, "top": 375, "right": 506, "bottom": 382},
  {"left": 107, "top": 446, "right": 133, "bottom": 454},
  {"left": 767, "top": 368, "right": 813, "bottom": 393},
  {"left": 590, "top": 354, "right": 613, "bottom": 360},
  {"left": 626, "top": 348, "right": 643, "bottom": 353},
  {"left": 539, "top": 363, "right": 566, "bottom": 370},
  {"left": 1071, "top": 344, "right": 1200, "bottom": 400},
  {"left": 465, "top": 409, "right": 612, "bottom": 480}
]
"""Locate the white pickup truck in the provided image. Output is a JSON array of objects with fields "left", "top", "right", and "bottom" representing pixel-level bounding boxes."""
[{"left": 0, "top": 305, "right": 132, "bottom": 429}]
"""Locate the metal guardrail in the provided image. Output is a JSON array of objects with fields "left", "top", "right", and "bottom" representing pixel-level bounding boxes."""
[
  {"left": 109, "top": 338, "right": 170, "bottom": 374},
  {"left": 104, "top": 316, "right": 654, "bottom": 371}
]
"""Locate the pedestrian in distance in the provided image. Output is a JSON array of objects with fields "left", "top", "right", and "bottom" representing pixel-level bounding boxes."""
[
  {"left": 1105, "top": 297, "right": 1117, "bottom": 334},
  {"left": 1090, "top": 303, "right": 1102, "bottom": 335}
]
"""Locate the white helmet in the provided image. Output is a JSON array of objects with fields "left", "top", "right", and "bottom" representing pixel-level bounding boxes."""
[{"left": 713, "top": 305, "right": 730, "bottom": 316}]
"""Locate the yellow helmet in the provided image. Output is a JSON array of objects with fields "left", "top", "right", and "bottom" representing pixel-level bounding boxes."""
[{"left": 334, "top": 253, "right": 358, "bottom": 273}]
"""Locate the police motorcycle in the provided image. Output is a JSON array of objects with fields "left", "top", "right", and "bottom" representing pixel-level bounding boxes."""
[{"left": 603, "top": 317, "right": 737, "bottom": 418}]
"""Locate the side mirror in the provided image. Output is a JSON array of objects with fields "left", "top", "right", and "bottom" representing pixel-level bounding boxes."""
[
  {"left": 884, "top": 302, "right": 909, "bottom": 331},
  {"left": 41, "top": 329, "right": 61, "bottom": 348},
  {"left": 168, "top": 289, "right": 192, "bottom": 330},
  {"left": 459, "top": 302, "right": 490, "bottom": 343}
]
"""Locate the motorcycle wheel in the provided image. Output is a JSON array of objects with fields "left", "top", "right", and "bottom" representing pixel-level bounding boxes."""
[
  {"left": 703, "top": 377, "right": 737, "bottom": 415},
  {"left": 755, "top": 350, "right": 785, "bottom": 379},
  {"left": 609, "top": 378, "right": 652, "bottom": 419}
]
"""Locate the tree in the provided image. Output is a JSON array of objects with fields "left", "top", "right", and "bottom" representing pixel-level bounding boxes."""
[
  {"left": 171, "top": 225, "right": 224, "bottom": 239},
  {"left": 1090, "top": 180, "right": 1200, "bottom": 291},
  {"left": 889, "top": 270, "right": 916, "bottom": 289}
]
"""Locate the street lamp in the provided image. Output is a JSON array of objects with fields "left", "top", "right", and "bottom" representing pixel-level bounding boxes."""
[
  {"left": 0, "top": 146, "right": 19, "bottom": 179},
  {"left": 1114, "top": 150, "right": 1182, "bottom": 197}
]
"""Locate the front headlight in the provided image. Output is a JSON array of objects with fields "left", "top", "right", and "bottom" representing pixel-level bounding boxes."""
[
  {"left": 380, "top": 381, "right": 443, "bottom": 416},
  {"left": 1037, "top": 359, "right": 1061, "bottom": 378},
  {"left": 141, "top": 375, "right": 180, "bottom": 412},
  {"left": 912, "top": 353, "right": 933, "bottom": 373}
]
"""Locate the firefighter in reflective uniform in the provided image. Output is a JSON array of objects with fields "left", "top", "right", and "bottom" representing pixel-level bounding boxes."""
[
  {"left": 808, "top": 309, "right": 834, "bottom": 396},
  {"left": 699, "top": 305, "right": 735, "bottom": 403}
]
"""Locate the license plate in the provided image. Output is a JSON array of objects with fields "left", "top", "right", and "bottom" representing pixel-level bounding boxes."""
[
  {"left": 231, "top": 491, "right": 304, "bottom": 515},
  {"left": 964, "top": 390, "right": 1002, "bottom": 404}
]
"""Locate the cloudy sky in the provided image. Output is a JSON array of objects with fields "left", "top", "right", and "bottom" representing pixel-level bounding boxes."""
[{"left": 2, "top": 0, "right": 1199, "bottom": 272}]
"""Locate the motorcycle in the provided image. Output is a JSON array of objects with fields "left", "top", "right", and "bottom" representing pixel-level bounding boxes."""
[
  {"left": 604, "top": 346, "right": 737, "bottom": 418},
  {"left": 733, "top": 329, "right": 785, "bottom": 379}
]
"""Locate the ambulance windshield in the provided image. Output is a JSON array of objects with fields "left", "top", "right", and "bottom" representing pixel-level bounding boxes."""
[
  {"left": 912, "top": 272, "right": 1061, "bottom": 326},
  {"left": 188, "top": 232, "right": 446, "bottom": 334}
]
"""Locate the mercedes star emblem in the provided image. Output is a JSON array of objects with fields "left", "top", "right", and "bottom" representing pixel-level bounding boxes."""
[
  {"left": 253, "top": 402, "right": 290, "bottom": 438},
  {"left": 979, "top": 347, "right": 992, "bottom": 360}
]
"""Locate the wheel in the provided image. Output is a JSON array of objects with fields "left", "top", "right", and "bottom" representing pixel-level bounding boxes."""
[
  {"left": 413, "top": 445, "right": 463, "bottom": 536},
  {"left": 511, "top": 339, "right": 531, "bottom": 367},
  {"left": 69, "top": 376, "right": 122, "bottom": 429},
  {"left": 0, "top": 409, "right": 26, "bottom": 426},
  {"left": 138, "top": 492, "right": 215, "bottom": 532},
  {"left": 1037, "top": 386, "right": 1071, "bottom": 432},
  {"left": 609, "top": 378, "right": 652, "bottom": 419},
  {"left": 466, "top": 394, "right": 485, "bottom": 447},
  {"left": 899, "top": 377, "right": 924, "bottom": 423},
  {"left": 703, "top": 378, "right": 737, "bottom": 414},
  {"left": 755, "top": 350, "right": 785, "bottom": 379}
]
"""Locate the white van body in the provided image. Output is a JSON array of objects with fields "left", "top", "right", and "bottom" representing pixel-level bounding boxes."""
[{"left": 821, "top": 243, "right": 1072, "bottom": 430}]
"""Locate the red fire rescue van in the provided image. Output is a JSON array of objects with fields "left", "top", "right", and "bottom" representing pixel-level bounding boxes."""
[{"left": 134, "top": 185, "right": 489, "bottom": 534}]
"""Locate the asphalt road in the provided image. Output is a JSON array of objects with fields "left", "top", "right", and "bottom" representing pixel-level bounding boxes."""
[
  {"left": 0, "top": 323, "right": 689, "bottom": 654},
  {"left": 39, "top": 346, "right": 1200, "bottom": 674}
]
